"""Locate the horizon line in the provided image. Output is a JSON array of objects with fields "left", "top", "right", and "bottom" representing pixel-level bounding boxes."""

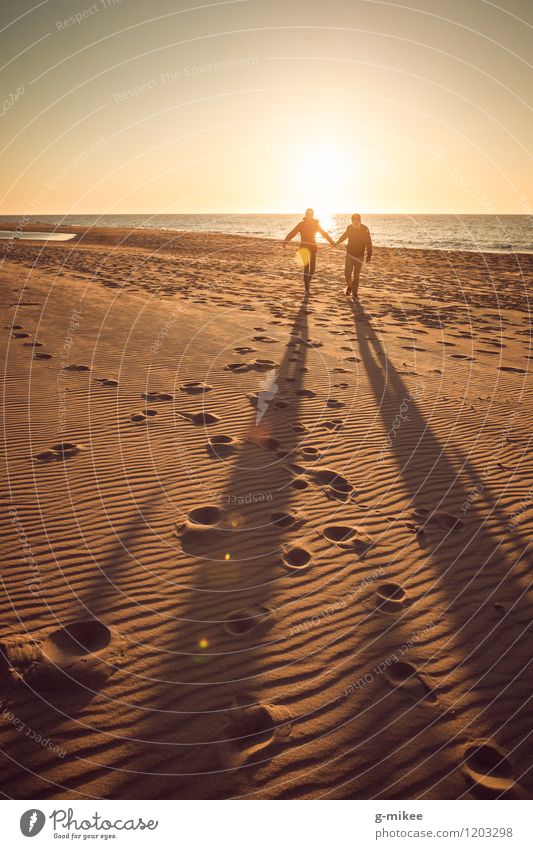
[{"left": 0, "top": 211, "right": 528, "bottom": 217}]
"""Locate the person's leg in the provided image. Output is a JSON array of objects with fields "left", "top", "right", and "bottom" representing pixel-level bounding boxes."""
[
  {"left": 304, "top": 248, "right": 317, "bottom": 290},
  {"left": 309, "top": 247, "right": 317, "bottom": 282},
  {"left": 351, "top": 257, "right": 363, "bottom": 298},
  {"left": 345, "top": 254, "right": 354, "bottom": 294},
  {"left": 303, "top": 259, "right": 311, "bottom": 289}
]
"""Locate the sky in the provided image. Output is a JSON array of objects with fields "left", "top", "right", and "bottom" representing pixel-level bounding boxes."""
[{"left": 0, "top": 0, "right": 532, "bottom": 214}]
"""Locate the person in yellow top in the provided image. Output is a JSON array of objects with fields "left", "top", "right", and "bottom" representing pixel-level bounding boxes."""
[
  {"left": 335, "top": 213, "right": 373, "bottom": 300},
  {"left": 283, "top": 208, "right": 335, "bottom": 293}
]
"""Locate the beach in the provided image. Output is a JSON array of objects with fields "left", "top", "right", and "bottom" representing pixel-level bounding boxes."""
[{"left": 1, "top": 225, "right": 532, "bottom": 800}]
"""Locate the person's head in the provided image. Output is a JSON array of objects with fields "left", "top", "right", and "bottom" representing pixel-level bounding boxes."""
[
  {"left": 351, "top": 213, "right": 362, "bottom": 225},
  {"left": 305, "top": 208, "right": 314, "bottom": 219}
]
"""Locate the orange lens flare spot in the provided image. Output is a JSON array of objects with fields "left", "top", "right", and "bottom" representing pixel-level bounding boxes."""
[
  {"left": 224, "top": 552, "right": 231, "bottom": 560},
  {"left": 229, "top": 513, "right": 244, "bottom": 528},
  {"left": 198, "top": 638, "right": 209, "bottom": 650}
]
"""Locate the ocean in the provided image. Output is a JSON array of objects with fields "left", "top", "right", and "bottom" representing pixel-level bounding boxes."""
[{"left": 1, "top": 214, "right": 531, "bottom": 254}]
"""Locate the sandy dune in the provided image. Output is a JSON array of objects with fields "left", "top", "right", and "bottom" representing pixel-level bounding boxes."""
[{"left": 1, "top": 226, "right": 532, "bottom": 799}]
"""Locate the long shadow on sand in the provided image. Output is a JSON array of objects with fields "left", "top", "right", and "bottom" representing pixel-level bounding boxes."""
[
  {"left": 106, "top": 293, "right": 315, "bottom": 797},
  {"left": 346, "top": 300, "right": 533, "bottom": 797}
]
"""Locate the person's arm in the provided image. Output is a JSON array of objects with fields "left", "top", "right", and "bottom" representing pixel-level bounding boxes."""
[
  {"left": 366, "top": 228, "right": 372, "bottom": 261},
  {"left": 334, "top": 228, "right": 349, "bottom": 247},
  {"left": 318, "top": 225, "right": 336, "bottom": 247},
  {"left": 283, "top": 223, "right": 300, "bottom": 247}
]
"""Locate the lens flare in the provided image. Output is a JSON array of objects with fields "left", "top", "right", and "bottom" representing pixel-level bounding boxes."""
[
  {"left": 229, "top": 513, "right": 244, "bottom": 528},
  {"left": 294, "top": 247, "right": 310, "bottom": 268}
]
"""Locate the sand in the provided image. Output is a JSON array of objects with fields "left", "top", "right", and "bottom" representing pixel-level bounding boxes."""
[{"left": 1, "top": 225, "right": 532, "bottom": 800}]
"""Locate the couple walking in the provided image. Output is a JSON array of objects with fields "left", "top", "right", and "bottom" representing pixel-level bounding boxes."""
[{"left": 283, "top": 208, "right": 372, "bottom": 298}]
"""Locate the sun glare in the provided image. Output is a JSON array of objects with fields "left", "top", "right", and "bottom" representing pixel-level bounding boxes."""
[{"left": 295, "top": 142, "right": 350, "bottom": 223}]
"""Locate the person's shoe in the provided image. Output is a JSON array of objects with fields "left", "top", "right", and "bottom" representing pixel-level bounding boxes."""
[{"left": 345, "top": 287, "right": 351, "bottom": 296}]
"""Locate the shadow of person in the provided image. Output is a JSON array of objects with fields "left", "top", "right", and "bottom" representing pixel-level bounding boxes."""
[
  {"left": 351, "top": 297, "right": 533, "bottom": 645},
  {"left": 106, "top": 293, "right": 314, "bottom": 797}
]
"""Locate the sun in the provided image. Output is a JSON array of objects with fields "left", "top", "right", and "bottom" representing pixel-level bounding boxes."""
[
  {"left": 302, "top": 145, "right": 344, "bottom": 181},
  {"left": 295, "top": 142, "right": 350, "bottom": 216}
]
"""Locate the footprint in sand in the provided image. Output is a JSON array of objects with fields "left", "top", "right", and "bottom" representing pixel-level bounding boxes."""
[
  {"left": 23, "top": 341, "right": 43, "bottom": 348},
  {"left": 225, "top": 696, "right": 291, "bottom": 756},
  {"left": 33, "top": 442, "right": 85, "bottom": 462},
  {"left": 271, "top": 510, "right": 308, "bottom": 530},
  {"left": 409, "top": 508, "right": 464, "bottom": 533},
  {"left": 385, "top": 661, "right": 436, "bottom": 703},
  {"left": 326, "top": 399, "right": 345, "bottom": 409},
  {"left": 179, "top": 381, "right": 213, "bottom": 394},
  {"left": 322, "top": 525, "right": 373, "bottom": 553},
  {"left": 12, "top": 332, "right": 30, "bottom": 339},
  {"left": 290, "top": 476, "right": 310, "bottom": 491},
  {"left": 95, "top": 377, "right": 119, "bottom": 387},
  {"left": 300, "top": 446, "right": 322, "bottom": 461},
  {"left": 297, "top": 389, "right": 317, "bottom": 398},
  {"left": 188, "top": 505, "right": 224, "bottom": 525},
  {"left": 252, "top": 358, "right": 279, "bottom": 371},
  {"left": 318, "top": 420, "right": 344, "bottom": 431},
  {"left": 291, "top": 423, "right": 308, "bottom": 433},
  {"left": 498, "top": 366, "right": 527, "bottom": 374},
  {"left": 375, "top": 582, "right": 409, "bottom": 614},
  {"left": 460, "top": 742, "right": 519, "bottom": 798},
  {"left": 130, "top": 409, "right": 158, "bottom": 424},
  {"left": 311, "top": 468, "right": 354, "bottom": 499},
  {"left": 176, "top": 411, "right": 220, "bottom": 426},
  {"left": 30, "top": 619, "right": 123, "bottom": 689},
  {"left": 451, "top": 354, "right": 475, "bottom": 361},
  {"left": 225, "top": 362, "right": 250, "bottom": 372},
  {"left": 33, "top": 352, "right": 52, "bottom": 360},
  {"left": 252, "top": 335, "right": 277, "bottom": 343},
  {"left": 344, "top": 355, "right": 361, "bottom": 363},
  {"left": 282, "top": 545, "right": 312, "bottom": 571},
  {"left": 332, "top": 367, "right": 350, "bottom": 373},
  {"left": 207, "top": 434, "right": 237, "bottom": 459},
  {"left": 233, "top": 346, "right": 256, "bottom": 354},
  {"left": 142, "top": 391, "right": 173, "bottom": 401},
  {"left": 63, "top": 364, "right": 91, "bottom": 372},
  {"left": 224, "top": 605, "right": 272, "bottom": 637},
  {"left": 226, "top": 358, "right": 279, "bottom": 373}
]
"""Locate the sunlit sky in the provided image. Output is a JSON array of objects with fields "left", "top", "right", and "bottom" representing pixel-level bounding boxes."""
[{"left": 1, "top": 0, "right": 531, "bottom": 214}]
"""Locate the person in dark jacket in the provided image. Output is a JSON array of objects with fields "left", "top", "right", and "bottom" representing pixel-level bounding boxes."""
[
  {"left": 283, "top": 208, "right": 335, "bottom": 292},
  {"left": 335, "top": 213, "right": 372, "bottom": 299}
]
